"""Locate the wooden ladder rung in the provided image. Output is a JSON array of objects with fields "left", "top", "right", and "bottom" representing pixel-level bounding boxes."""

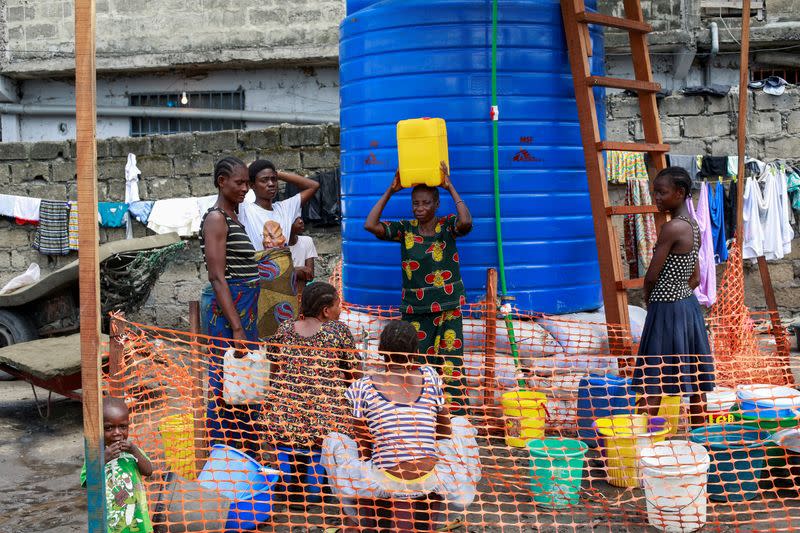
[
  {"left": 597, "top": 141, "right": 670, "bottom": 153},
  {"left": 575, "top": 11, "right": 652, "bottom": 33},
  {"left": 617, "top": 278, "right": 644, "bottom": 290},
  {"left": 587, "top": 76, "right": 661, "bottom": 93},
  {"left": 606, "top": 205, "right": 660, "bottom": 216}
]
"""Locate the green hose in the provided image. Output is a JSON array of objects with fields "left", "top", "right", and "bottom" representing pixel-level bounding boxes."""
[{"left": 491, "top": 0, "right": 526, "bottom": 389}]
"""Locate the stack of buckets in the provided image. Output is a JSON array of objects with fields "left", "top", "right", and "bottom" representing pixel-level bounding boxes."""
[{"left": 502, "top": 391, "right": 589, "bottom": 509}]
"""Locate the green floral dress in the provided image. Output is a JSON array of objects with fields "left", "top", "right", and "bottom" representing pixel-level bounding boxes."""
[
  {"left": 379, "top": 214, "right": 469, "bottom": 413},
  {"left": 81, "top": 452, "right": 153, "bottom": 533}
]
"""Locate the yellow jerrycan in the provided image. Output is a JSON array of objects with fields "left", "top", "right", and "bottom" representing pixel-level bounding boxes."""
[{"left": 396, "top": 117, "right": 449, "bottom": 188}]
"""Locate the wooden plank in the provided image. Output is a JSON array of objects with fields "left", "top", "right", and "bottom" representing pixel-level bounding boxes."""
[
  {"left": 607, "top": 205, "right": 660, "bottom": 215},
  {"left": 75, "top": 0, "right": 105, "bottom": 531},
  {"left": 108, "top": 316, "right": 123, "bottom": 397},
  {"left": 586, "top": 75, "right": 660, "bottom": 92},
  {"left": 188, "top": 301, "right": 208, "bottom": 474},
  {"left": 561, "top": 0, "right": 632, "bottom": 354},
  {"left": 616, "top": 277, "right": 645, "bottom": 290},
  {"left": 576, "top": 11, "right": 652, "bottom": 33},
  {"left": 596, "top": 141, "right": 670, "bottom": 153}
]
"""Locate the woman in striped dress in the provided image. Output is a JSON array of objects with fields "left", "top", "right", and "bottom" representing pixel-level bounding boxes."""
[{"left": 199, "top": 156, "right": 261, "bottom": 451}]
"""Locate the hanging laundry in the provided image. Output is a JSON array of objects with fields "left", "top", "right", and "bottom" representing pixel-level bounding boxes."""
[
  {"left": 606, "top": 151, "right": 648, "bottom": 184},
  {"left": 68, "top": 201, "right": 79, "bottom": 251},
  {"left": 623, "top": 178, "right": 656, "bottom": 278},
  {"left": 13, "top": 196, "right": 41, "bottom": 224},
  {"left": 98, "top": 202, "right": 129, "bottom": 228},
  {"left": 32, "top": 200, "right": 71, "bottom": 256},
  {"left": 128, "top": 200, "right": 154, "bottom": 225},
  {"left": 147, "top": 198, "right": 201, "bottom": 237},
  {"left": 724, "top": 180, "right": 738, "bottom": 240},
  {"left": 666, "top": 154, "right": 700, "bottom": 181},
  {"left": 686, "top": 182, "right": 716, "bottom": 307},
  {"left": 708, "top": 181, "right": 728, "bottom": 263},
  {"left": 124, "top": 154, "right": 141, "bottom": 239},
  {"left": 0, "top": 194, "right": 15, "bottom": 217},
  {"left": 787, "top": 164, "right": 800, "bottom": 212},
  {"left": 697, "top": 156, "right": 729, "bottom": 180},
  {"left": 742, "top": 163, "right": 794, "bottom": 261},
  {"left": 727, "top": 156, "right": 739, "bottom": 181}
]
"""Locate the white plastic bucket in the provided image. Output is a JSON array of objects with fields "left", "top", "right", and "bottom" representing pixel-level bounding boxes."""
[
  {"left": 640, "top": 440, "right": 710, "bottom": 533},
  {"left": 706, "top": 387, "right": 736, "bottom": 413}
]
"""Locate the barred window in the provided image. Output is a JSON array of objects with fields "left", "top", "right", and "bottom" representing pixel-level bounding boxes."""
[{"left": 129, "top": 90, "right": 245, "bottom": 137}]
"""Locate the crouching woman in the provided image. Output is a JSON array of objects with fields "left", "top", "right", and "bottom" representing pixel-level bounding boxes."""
[{"left": 321, "top": 321, "right": 481, "bottom": 528}]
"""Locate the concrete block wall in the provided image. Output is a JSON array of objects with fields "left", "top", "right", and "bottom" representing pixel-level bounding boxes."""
[
  {"left": 607, "top": 86, "right": 800, "bottom": 316},
  {"left": 0, "top": 124, "right": 341, "bottom": 329},
  {"left": 3, "top": 0, "right": 344, "bottom": 76}
]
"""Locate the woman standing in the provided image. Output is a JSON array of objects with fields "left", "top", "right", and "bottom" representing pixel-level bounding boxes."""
[
  {"left": 239, "top": 160, "right": 320, "bottom": 339},
  {"left": 634, "top": 167, "right": 714, "bottom": 427},
  {"left": 199, "top": 156, "right": 260, "bottom": 450},
  {"left": 364, "top": 162, "right": 472, "bottom": 413}
]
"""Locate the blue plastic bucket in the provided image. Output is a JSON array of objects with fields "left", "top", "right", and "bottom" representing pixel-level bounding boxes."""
[
  {"left": 224, "top": 471, "right": 281, "bottom": 532},
  {"left": 198, "top": 444, "right": 272, "bottom": 500},
  {"left": 577, "top": 374, "right": 635, "bottom": 447},
  {"left": 689, "top": 425, "right": 771, "bottom": 502}
]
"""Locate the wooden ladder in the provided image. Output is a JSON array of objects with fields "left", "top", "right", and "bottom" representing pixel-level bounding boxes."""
[{"left": 560, "top": 0, "right": 669, "bottom": 355}]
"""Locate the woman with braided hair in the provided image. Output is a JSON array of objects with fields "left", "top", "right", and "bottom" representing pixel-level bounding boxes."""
[{"left": 199, "top": 156, "right": 261, "bottom": 450}]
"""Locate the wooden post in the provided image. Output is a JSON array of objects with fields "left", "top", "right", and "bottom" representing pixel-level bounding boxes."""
[
  {"left": 189, "top": 301, "right": 208, "bottom": 472},
  {"left": 735, "top": 1, "right": 751, "bottom": 244},
  {"left": 483, "top": 269, "right": 498, "bottom": 408},
  {"left": 733, "top": 3, "right": 787, "bottom": 372},
  {"left": 75, "top": 0, "right": 105, "bottom": 530},
  {"left": 108, "top": 315, "right": 124, "bottom": 398}
]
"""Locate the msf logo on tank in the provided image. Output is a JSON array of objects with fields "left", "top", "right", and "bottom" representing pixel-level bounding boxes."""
[{"left": 364, "top": 152, "right": 386, "bottom": 166}]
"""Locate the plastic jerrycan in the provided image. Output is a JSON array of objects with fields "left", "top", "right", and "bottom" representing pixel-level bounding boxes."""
[{"left": 396, "top": 117, "right": 449, "bottom": 188}]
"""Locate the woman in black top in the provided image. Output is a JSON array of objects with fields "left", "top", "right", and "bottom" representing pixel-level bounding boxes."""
[{"left": 199, "top": 156, "right": 261, "bottom": 450}]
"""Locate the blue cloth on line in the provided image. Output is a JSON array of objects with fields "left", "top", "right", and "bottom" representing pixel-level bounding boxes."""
[
  {"left": 98, "top": 202, "right": 129, "bottom": 228},
  {"left": 128, "top": 201, "right": 154, "bottom": 225},
  {"left": 708, "top": 182, "right": 728, "bottom": 263}
]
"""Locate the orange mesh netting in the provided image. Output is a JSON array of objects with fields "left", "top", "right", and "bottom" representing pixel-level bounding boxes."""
[{"left": 101, "top": 277, "right": 799, "bottom": 533}]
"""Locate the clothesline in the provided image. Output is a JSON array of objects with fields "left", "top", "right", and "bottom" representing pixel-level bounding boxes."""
[{"left": 607, "top": 152, "right": 800, "bottom": 309}]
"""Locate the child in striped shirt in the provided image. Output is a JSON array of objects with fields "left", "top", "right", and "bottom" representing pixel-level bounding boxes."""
[{"left": 321, "top": 321, "right": 481, "bottom": 526}]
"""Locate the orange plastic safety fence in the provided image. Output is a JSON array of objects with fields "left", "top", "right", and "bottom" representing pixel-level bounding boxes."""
[{"left": 100, "top": 286, "right": 800, "bottom": 533}]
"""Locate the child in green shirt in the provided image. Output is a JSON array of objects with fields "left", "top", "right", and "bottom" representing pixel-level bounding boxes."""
[{"left": 81, "top": 397, "right": 154, "bottom": 533}]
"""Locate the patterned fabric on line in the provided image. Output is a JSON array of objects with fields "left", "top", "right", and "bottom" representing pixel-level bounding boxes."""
[
  {"left": 32, "top": 200, "right": 70, "bottom": 256},
  {"left": 346, "top": 365, "right": 444, "bottom": 470},
  {"left": 68, "top": 201, "right": 79, "bottom": 250},
  {"left": 623, "top": 176, "right": 657, "bottom": 278}
]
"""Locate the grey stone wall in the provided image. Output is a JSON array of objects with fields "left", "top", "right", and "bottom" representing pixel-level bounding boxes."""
[
  {"left": 607, "top": 86, "right": 800, "bottom": 316},
  {"left": 0, "top": 124, "right": 341, "bottom": 329},
  {"left": 3, "top": 0, "right": 343, "bottom": 77}
]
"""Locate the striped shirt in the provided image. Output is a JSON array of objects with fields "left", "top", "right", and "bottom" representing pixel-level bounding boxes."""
[
  {"left": 346, "top": 365, "right": 444, "bottom": 469},
  {"left": 200, "top": 207, "right": 258, "bottom": 279}
]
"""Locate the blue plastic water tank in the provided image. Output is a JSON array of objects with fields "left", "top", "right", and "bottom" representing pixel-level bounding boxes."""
[{"left": 340, "top": 0, "right": 606, "bottom": 313}]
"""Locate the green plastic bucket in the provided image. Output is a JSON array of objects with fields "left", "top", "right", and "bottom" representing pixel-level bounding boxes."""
[{"left": 527, "top": 438, "right": 588, "bottom": 508}]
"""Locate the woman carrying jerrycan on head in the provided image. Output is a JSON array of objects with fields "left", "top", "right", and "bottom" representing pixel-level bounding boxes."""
[{"left": 364, "top": 157, "right": 473, "bottom": 415}]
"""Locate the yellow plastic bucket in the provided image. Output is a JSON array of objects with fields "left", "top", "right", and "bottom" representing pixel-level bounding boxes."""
[
  {"left": 159, "top": 413, "right": 197, "bottom": 480},
  {"left": 635, "top": 393, "right": 681, "bottom": 437},
  {"left": 595, "top": 414, "right": 670, "bottom": 488},
  {"left": 501, "top": 391, "right": 547, "bottom": 447}
]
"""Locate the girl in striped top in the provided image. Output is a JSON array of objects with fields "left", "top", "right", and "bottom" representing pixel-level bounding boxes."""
[
  {"left": 199, "top": 156, "right": 261, "bottom": 451},
  {"left": 322, "top": 321, "right": 481, "bottom": 527}
]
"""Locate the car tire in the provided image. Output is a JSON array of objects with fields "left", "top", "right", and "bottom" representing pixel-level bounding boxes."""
[{"left": 0, "top": 309, "right": 38, "bottom": 380}]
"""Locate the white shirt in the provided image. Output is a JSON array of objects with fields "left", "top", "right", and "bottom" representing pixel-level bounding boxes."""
[
  {"left": 290, "top": 235, "right": 318, "bottom": 268},
  {"left": 743, "top": 163, "right": 794, "bottom": 261},
  {"left": 238, "top": 193, "right": 302, "bottom": 251}
]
